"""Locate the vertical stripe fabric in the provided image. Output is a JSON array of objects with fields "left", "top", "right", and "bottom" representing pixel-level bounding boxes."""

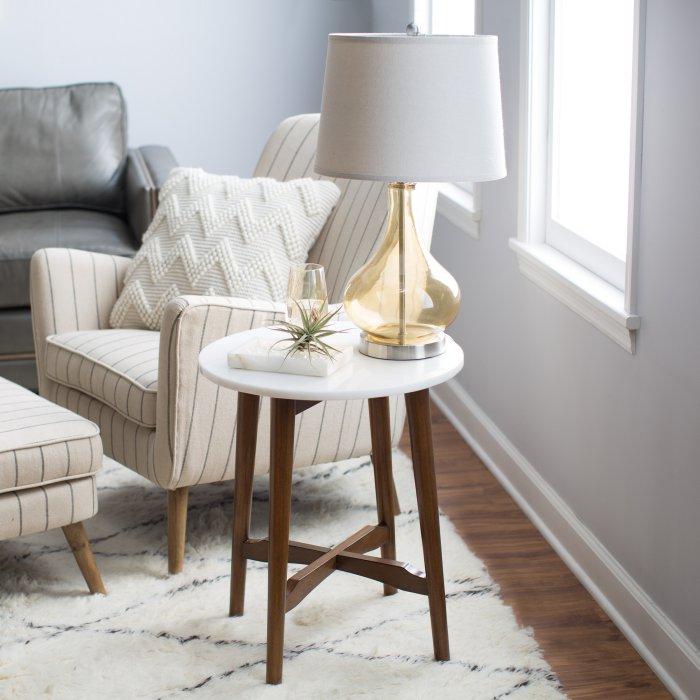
[
  {"left": 0, "top": 375, "right": 101, "bottom": 541},
  {"left": 50, "top": 383, "right": 156, "bottom": 484},
  {"left": 0, "top": 377, "right": 102, "bottom": 493},
  {"left": 0, "top": 476, "right": 97, "bottom": 540},
  {"left": 153, "top": 295, "right": 402, "bottom": 489},
  {"left": 30, "top": 248, "right": 131, "bottom": 399}
]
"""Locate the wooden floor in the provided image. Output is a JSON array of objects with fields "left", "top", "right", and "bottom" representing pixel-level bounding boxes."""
[{"left": 399, "top": 404, "right": 671, "bottom": 699}]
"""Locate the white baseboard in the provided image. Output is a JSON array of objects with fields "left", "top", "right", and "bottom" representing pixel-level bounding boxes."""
[{"left": 431, "top": 379, "right": 700, "bottom": 700}]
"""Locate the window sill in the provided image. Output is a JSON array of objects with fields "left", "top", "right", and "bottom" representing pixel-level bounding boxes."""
[
  {"left": 437, "top": 183, "right": 480, "bottom": 239},
  {"left": 509, "top": 239, "right": 640, "bottom": 353}
]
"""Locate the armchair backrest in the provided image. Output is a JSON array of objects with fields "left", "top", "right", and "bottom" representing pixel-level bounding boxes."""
[
  {"left": 254, "top": 113, "right": 437, "bottom": 303},
  {"left": 0, "top": 82, "right": 127, "bottom": 215}
]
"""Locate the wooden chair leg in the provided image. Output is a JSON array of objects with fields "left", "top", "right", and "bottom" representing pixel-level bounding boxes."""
[
  {"left": 369, "top": 396, "right": 397, "bottom": 596},
  {"left": 266, "top": 398, "right": 296, "bottom": 685},
  {"left": 167, "top": 486, "right": 189, "bottom": 574},
  {"left": 230, "top": 392, "right": 260, "bottom": 616},
  {"left": 405, "top": 389, "right": 450, "bottom": 661},
  {"left": 62, "top": 522, "right": 106, "bottom": 594}
]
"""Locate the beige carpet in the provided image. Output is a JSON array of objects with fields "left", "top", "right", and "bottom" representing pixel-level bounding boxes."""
[{"left": 0, "top": 451, "right": 564, "bottom": 698}]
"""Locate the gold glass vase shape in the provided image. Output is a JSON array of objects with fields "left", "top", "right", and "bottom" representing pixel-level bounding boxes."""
[{"left": 343, "top": 182, "right": 460, "bottom": 359}]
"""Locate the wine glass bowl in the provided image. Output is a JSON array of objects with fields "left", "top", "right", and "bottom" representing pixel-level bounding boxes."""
[{"left": 286, "top": 263, "right": 329, "bottom": 324}]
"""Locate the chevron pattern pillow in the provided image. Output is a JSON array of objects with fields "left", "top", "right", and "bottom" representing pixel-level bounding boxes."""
[{"left": 110, "top": 168, "right": 340, "bottom": 330}]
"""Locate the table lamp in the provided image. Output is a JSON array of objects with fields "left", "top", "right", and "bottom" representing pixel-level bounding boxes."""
[{"left": 315, "top": 27, "right": 506, "bottom": 359}]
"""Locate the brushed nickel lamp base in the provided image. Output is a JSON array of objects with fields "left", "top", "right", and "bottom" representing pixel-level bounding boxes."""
[{"left": 358, "top": 332, "right": 446, "bottom": 361}]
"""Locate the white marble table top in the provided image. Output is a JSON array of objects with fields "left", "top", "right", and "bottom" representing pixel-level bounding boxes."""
[{"left": 199, "top": 325, "right": 463, "bottom": 401}]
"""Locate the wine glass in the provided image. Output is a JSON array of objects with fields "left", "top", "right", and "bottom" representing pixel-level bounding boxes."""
[{"left": 286, "top": 263, "right": 329, "bottom": 324}]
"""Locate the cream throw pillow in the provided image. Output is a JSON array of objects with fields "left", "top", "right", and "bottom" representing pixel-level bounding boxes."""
[{"left": 110, "top": 168, "right": 340, "bottom": 330}]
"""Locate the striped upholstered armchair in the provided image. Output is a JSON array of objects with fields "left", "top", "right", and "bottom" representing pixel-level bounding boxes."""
[{"left": 29, "top": 114, "right": 438, "bottom": 574}]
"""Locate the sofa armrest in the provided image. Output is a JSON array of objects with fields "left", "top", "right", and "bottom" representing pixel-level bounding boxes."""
[
  {"left": 153, "top": 296, "right": 285, "bottom": 489},
  {"left": 30, "top": 248, "right": 131, "bottom": 396},
  {"left": 125, "top": 145, "right": 178, "bottom": 243}
]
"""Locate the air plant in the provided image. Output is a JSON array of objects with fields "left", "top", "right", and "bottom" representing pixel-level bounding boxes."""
[{"left": 271, "top": 301, "right": 344, "bottom": 363}]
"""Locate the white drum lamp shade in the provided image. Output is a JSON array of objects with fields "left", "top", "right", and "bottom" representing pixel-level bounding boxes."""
[{"left": 315, "top": 33, "right": 506, "bottom": 182}]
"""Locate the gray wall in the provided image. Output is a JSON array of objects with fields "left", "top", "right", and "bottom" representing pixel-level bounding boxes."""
[
  {"left": 370, "top": 0, "right": 412, "bottom": 32},
  {"left": 0, "top": 0, "right": 371, "bottom": 175}
]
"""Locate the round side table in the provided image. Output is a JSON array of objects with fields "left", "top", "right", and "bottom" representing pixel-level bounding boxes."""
[{"left": 199, "top": 326, "right": 464, "bottom": 685}]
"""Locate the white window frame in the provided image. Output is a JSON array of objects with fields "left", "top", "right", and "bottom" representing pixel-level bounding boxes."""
[
  {"left": 413, "top": 0, "right": 482, "bottom": 239},
  {"left": 511, "top": 0, "right": 645, "bottom": 352}
]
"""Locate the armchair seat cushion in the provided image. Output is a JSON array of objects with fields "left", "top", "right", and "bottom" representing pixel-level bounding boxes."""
[
  {"left": 0, "top": 209, "right": 138, "bottom": 308},
  {"left": 45, "top": 329, "right": 159, "bottom": 428}
]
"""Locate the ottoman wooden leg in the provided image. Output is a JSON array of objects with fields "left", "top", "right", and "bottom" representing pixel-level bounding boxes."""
[
  {"left": 230, "top": 392, "right": 260, "bottom": 616},
  {"left": 62, "top": 522, "right": 106, "bottom": 595},
  {"left": 266, "top": 398, "right": 296, "bottom": 685},
  {"left": 405, "top": 389, "right": 450, "bottom": 661},
  {"left": 369, "top": 396, "right": 397, "bottom": 596}
]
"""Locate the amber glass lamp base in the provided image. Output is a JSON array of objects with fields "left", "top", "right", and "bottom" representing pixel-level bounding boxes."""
[{"left": 343, "top": 182, "right": 460, "bottom": 360}]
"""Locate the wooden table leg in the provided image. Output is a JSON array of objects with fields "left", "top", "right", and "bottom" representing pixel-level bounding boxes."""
[
  {"left": 266, "top": 398, "right": 296, "bottom": 684},
  {"left": 405, "top": 389, "right": 450, "bottom": 661},
  {"left": 230, "top": 392, "right": 260, "bottom": 616},
  {"left": 368, "top": 396, "right": 397, "bottom": 596}
]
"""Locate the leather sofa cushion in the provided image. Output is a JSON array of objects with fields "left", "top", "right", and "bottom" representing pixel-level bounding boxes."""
[
  {"left": 45, "top": 329, "right": 159, "bottom": 428},
  {"left": 0, "top": 208, "right": 137, "bottom": 308},
  {"left": 0, "top": 83, "right": 126, "bottom": 214}
]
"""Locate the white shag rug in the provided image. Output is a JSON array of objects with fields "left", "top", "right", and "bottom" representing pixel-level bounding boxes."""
[{"left": 0, "top": 451, "right": 564, "bottom": 699}]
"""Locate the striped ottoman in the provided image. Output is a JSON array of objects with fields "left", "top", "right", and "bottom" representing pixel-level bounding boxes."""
[{"left": 0, "top": 377, "right": 106, "bottom": 594}]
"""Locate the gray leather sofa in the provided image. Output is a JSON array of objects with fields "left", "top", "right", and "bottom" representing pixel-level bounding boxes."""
[{"left": 0, "top": 82, "right": 177, "bottom": 389}]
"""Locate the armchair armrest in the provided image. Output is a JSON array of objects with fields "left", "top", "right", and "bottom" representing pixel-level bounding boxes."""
[
  {"left": 30, "top": 248, "right": 132, "bottom": 396},
  {"left": 154, "top": 296, "right": 285, "bottom": 489},
  {"left": 151, "top": 295, "right": 404, "bottom": 491},
  {"left": 125, "top": 145, "right": 178, "bottom": 243}
]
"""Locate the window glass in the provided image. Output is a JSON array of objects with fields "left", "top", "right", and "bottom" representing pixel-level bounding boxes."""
[
  {"left": 430, "top": 0, "right": 475, "bottom": 35},
  {"left": 549, "top": 0, "right": 635, "bottom": 260}
]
